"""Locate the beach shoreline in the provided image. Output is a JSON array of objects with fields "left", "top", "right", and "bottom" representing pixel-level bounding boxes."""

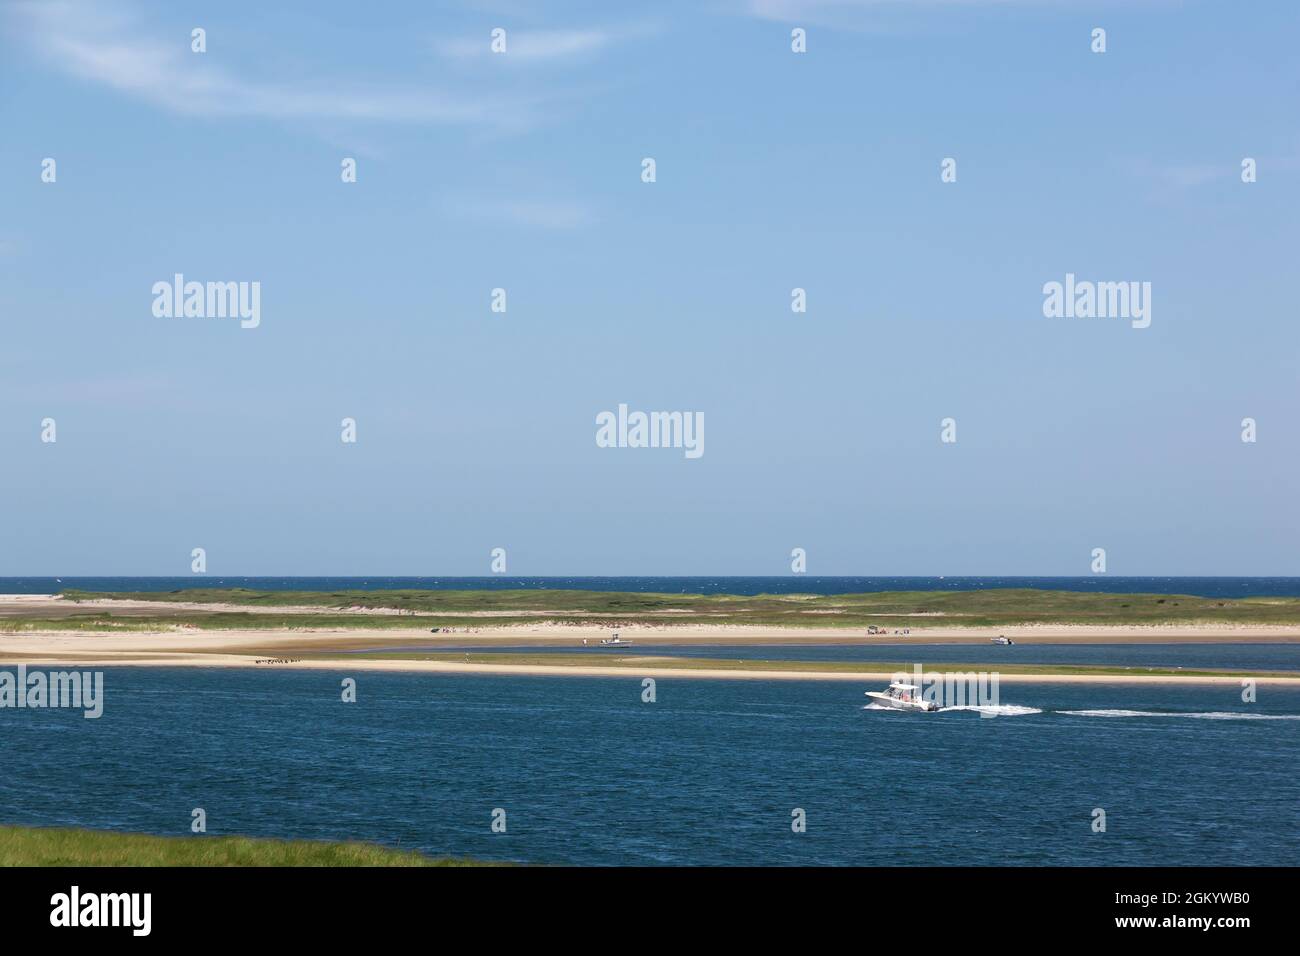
[
  {"left": 1, "top": 644, "right": 1297, "bottom": 684},
  {"left": 1, "top": 656, "right": 1296, "bottom": 684},
  {"left": 2, "top": 594, "right": 1297, "bottom": 683},
  {"left": 4, "top": 620, "right": 1300, "bottom": 645}
]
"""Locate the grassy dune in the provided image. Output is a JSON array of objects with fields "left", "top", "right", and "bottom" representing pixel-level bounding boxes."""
[
  {"left": 36, "top": 586, "right": 1300, "bottom": 631},
  {"left": 0, "top": 825, "right": 483, "bottom": 867},
  {"left": 0, "top": 611, "right": 463, "bottom": 633}
]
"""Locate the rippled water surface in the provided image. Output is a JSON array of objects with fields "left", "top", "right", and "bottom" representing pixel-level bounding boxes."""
[{"left": 3, "top": 668, "right": 1296, "bottom": 865}]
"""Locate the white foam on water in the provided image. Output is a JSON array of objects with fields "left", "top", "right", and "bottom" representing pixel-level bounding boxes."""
[
  {"left": 1057, "top": 709, "right": 1300, "bottom": 720},
  {"left": 938, "top": 704, "right": 1043, "bottom": 716}
]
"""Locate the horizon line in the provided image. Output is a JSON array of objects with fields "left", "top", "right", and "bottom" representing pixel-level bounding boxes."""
[{"left": 7, "top": 574, "right": 1299, "bottom": 581}]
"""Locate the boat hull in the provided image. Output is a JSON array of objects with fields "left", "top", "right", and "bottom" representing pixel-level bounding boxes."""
[{"left": 865, "top": 692, "right": 939, "bottom": 713}]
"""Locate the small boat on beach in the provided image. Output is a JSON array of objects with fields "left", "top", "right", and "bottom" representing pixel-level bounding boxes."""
[
  {"left": 991, "top": 635, "right": 1014, "bottom": 646},
  {"left": 864, "top": 682, "right": 939, "bottom": 713},
  {"left": 600, "top": 633, "right": 632, "bottom": 647}
]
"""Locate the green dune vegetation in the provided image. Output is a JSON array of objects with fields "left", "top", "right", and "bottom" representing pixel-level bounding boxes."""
[
  {"left": 0, "top": 825, "right": 485, "bottom": 867},
  {"left": 11, "top": 586, "right": 1299, "bottom": 632}
]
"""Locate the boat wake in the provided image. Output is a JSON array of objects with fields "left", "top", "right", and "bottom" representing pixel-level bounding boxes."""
[
  {"left": 863, "top": 703, "right": 1297, "bottom": 719},
  {"left": 938, "top": 704, "right": 1043, "bottom": 716},
  {"left": 862, "top": 703, "right": 1042, "bottom": 716},
  {"left": 1057, "top": 709, "right": 1300, "bottom": 720}
]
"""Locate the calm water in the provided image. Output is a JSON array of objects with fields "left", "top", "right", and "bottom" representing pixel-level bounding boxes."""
[
  {"left": 5, "top": 576, "right": 1300, "bottom": 598},
  {"left": 360, "top": 643, "right": 1300, "bottom": 672},
  {"left": 2, "top": 667, "right": 1296, "bottom": 865}
]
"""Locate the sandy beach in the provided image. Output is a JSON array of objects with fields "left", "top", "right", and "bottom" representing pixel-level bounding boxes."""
[
  {"left": 2, "top": 614, "right": 1298, "bottom": 684},
  {"left": 4, "top": 653, "right": 1293, "bottom": 684}
]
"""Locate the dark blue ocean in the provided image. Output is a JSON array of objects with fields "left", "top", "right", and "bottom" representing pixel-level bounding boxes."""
[
  {"left": 5, "top": 576, "right": 1300, "bottom": 597},
  {"left": 2, "top": 668, "right": 1297, "bottom": 865}
]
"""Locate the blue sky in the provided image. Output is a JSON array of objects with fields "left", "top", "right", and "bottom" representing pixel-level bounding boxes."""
[{"left": 1, "top": 0, "right": 1297, "bottom": 575}]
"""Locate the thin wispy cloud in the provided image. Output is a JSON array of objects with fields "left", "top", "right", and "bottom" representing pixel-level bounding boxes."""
[
  {"left": 435, "top": 23, "right": 659, "bottom": 64},
  {"left": 0, "top": 371, "right": 182, "bottom": 407},
  {"left": 750, "top": 0, "right": 1026, "bottom": 14},
  {"left": 8, "top": 0, "right": 536, "bottom": 127},
  {"left": 1121, "top": 157, "right": 1233, "bottom": 196},
  {"left": 447, "top": 196, "right": 597, "bottom": 230},
  {"left": 1165, "top": 165, "right": 1223, "bottom": 188},
  {"left": 438, "top": 28, "right": 612, "bottom": 61},
  {"left": 744, "top": 0, "right": 1104, "bottom": 25}
]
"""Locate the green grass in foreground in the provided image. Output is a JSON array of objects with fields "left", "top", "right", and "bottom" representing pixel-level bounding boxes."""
[
  {"left": 310, "top": 651, "right": 1295, "bottom": 680},
  {"left": 48, "top": 586, "right": 1300, "bottom": 629},
  {"left": 0, "top": 825, "right": 486, "bottom": 867}
]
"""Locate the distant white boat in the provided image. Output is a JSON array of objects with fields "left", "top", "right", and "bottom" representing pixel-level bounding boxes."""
[
  {"left": 991, "top": 635, "right": 1015, "bottom": 646},
  {"left": 865, "top": 682, "right": 938, "bottom": 712},
  {"left": 600, "top": 633, "right": 632, "bottom": 647}
]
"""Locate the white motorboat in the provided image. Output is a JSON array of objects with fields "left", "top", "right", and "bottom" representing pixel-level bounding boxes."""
[
  {"left": 599, "top": 633, "right": 632, "bottom": 647},
  {"left": 864, "top": 682, "right": 938, "bottom": 712},
  {"left": 991, "top": 635, "right": 1014, "bottom": 646}
]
